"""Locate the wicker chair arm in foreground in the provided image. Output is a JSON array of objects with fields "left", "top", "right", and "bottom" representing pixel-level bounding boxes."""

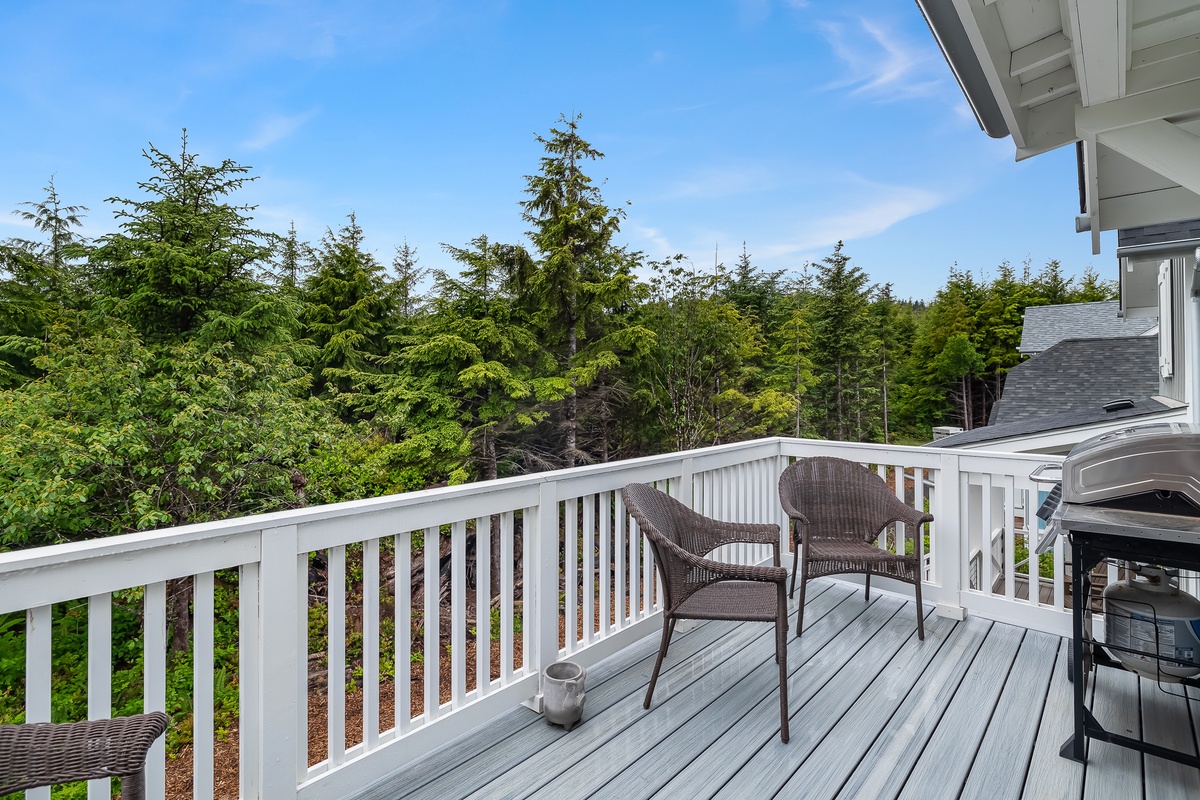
[
  {"left": 621, "top": 483, "right": 791, "bottom": 742},
  {"left": 0, "top": 712, "right": 169, "bottom": 799},
  {"left": 779, "top": 456, "right": 934, "bottom": 640}
]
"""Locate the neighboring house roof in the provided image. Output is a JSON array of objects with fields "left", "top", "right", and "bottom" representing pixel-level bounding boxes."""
[
  {"left": 988, "top": 336, "right": 1159, "bottom": 426},
  {"left": 1018, "top": 301, "right": 1156, "bottom": 355},
  {"left": 926, "top": 396, "right": 1176, "bottom": 449}
]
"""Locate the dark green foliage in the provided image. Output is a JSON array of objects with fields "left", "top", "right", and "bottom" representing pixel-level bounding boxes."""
[
  {"left": 300, "top": 213, "right": 396, "bottom": 409},
  {"left": 518, "top": 114, "right": 652, "bottom": 467},
  {"left": 89, "top": 133, "right": 287, "bottom": 350}
]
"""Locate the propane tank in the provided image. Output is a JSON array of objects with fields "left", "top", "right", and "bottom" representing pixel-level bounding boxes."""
[{"left": 1103, "top": 564, "right": 1200, "bottom": 682}]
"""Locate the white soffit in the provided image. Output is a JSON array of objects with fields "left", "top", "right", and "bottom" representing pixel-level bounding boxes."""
[{"left": 937, "top": 0, "right": 1200, "bottom": 252}]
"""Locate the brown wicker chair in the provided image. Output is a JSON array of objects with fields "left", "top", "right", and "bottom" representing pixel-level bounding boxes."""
[
  {"left": 779, "top": 456, "right": 934, "bottom": 640},
  {"left": 0, "top": 712, "right": 169, "bottom": 799},
  {"left": 621, "top": 483, "right": 791, "bottom": 742}
]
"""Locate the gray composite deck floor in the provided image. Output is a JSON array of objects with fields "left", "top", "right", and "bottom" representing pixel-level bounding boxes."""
[{"left": 351, "top": 579, "right": 1200, "bottom": 800}]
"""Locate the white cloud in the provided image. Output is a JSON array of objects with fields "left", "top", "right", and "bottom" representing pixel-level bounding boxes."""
[
  {"left": 658, "top": 164, "right": 776, "bottom": 201},
  {"left": 817, "top": 16, "right": 941, "bottom": 100},
  {"left": 757, "top": 179, "right": 944, "bottom": 259},
  {"left": 631, "top": 223, "right": 676, "bottom": 257},
  {"left": 241, "top": 109, "right": 320, "bottom": 150}
]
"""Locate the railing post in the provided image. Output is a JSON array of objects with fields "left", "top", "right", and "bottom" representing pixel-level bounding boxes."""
[
  {"left": 526, "top": 480, "right": 561, "bottom": 712},
  {"left": 933, "top": 451, "right": 966, "bottom": 620},
  {"left": 679, "top": 457, "right": 695, "bottom": 508},
  {"left": 259, "top": 525, "right": 304, "bottom": 799}
]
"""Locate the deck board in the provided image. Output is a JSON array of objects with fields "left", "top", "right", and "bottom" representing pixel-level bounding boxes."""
[
  {"left": 1022, "top": 642, "right": 1084, "bottom": 800},
  {"left": 1141, "top": 676, "right": 1200, "bottom": 800},
  {"left": 959, "top": 629, "right": 1059, "bottom": 800},
  {"left": 653, "top": 589, "right": 902, "bottom": 799},
  {"left": 774, "top": 611, "right": 955, "bottom": 799},
  {"left": 712, "top": 598, "right": 921, "bottom": 798},
  {"left": 1084, "top": 663, "right": 1144, "bottom": 799},
  {"left": 348, "top": 578, "right": 1200, "bottom": 800},
  {"left": 526, "top": 583, "right": 863, "bottom": 800}
]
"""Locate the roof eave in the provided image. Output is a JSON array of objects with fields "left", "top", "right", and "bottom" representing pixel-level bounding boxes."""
[{"left": 915, "top": 0, "right": 1009, "bottom": 139}]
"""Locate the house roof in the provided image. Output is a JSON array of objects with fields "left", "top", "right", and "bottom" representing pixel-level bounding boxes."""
[
  {"left": 988, "top": 336, "right": 1159, "bottom": 426},
  {"left": 925, "top": 396, "right": 1174, "bottom": 449},
  {"left": 1018, "top": 301, "right": 1156, "bottom": 355}
]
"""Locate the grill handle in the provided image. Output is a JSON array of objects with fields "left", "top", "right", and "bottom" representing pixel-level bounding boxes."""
[{"left": 1029, "top": 462, "right": 1063, "bottom": 484}]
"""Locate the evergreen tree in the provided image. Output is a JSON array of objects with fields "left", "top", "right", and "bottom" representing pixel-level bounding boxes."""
[
  {"left": 300, "top": 213, "right": 394, "bottom": 410},
  {"left": 518, "top": 113, "right": 648, "bottom": 467},
  {"left": 0, "top": 179, "right": 90, "bottom": 384},
  {"left": 763, "top": 279, "right": 816, "bottom": 438},
  {"left": 89, "top": 132, "right": 283, "bottom": 349},
  {"left": 808, "top": 242, "right": 872, "bottom": 441}
]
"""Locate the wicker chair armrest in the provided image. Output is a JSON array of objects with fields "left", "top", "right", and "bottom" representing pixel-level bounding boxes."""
[
  {"left": 0, "top": 712, "right": 169, "bottom": 794},
  {"left": 777, "top": 494, "right": 810, "bottom": 525},
  {"left": 662, "top": 536, "right": 787, "bottom": 584}
]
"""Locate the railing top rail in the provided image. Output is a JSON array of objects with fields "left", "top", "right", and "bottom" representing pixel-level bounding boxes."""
[
  {"left": 0, "top": 437, "right": 785, "bottom": 575},
  {"left": 0, "top": 436, "right": 1064, "bottom": 578}
]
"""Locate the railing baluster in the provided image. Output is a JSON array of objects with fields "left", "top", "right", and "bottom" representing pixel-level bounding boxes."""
[
  {"left": 475, "top": 515, "right": 490, "bottom": 695},
  {"left": 500, "top": 513, "right": 514, "bottom": 681},
  {"left": 236, "top": 565, "right": 259, "bottom": 800},
  {"left": 1003, "top": 477, "right": 1017, "bottom": 601},
  {"left": 565, "top": 497, "right": 578, "bottom": 652},
  {"left": 600, "top": 491, "right": 612, "bottom": 637},
  {"left": 451, "top": 520, "right": 466, "bottom": 706},
  {"left": 363, "top": 538, "right": 380, "bottom": 746},
  {"left": 423, "top": 527, "right": 440, "bottom": 721},
  {"left": 25, "top": 604, "right": 51, "bottom": 800},
  {"left": 87, "top": 593, "right": 112, "bottom": 800},
  {"left": 327, "top": 546, "right": 347, "bottom": 765},
  {"left": 615, "top": 492, "right": 627, "bottom": 627},
  {"left": 193, "top": 571, "right": 215, "bottom": 799},
  {"left": 583, "top": 495, "right": 595, "bottom": 645},
  {"left": 396, "top": 532, "right": 412, "bottom": 733}
]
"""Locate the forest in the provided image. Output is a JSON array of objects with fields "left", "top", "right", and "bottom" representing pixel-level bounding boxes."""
[{"left": 0, "top": 116, "right": 1116, "bottom": 555}]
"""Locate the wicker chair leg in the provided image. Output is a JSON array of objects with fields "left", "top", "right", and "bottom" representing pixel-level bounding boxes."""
[
  {"left": 914, "top": 575, "right": 925, "bottom": 641},
  {"left": 643, "top": 618, "right": 675, "bottom": 709},
  {"left": 776, "top": 583, "right": 790, "bottom": 743},
  {"left": 795, "top": 571, "right": 808, "bottom": 638},
  {"left": 789, "top": 538, "right": 800, "bottom": 598},
  {"left": 864, "top": 573, "right": 871, "bottom": 602},
  {"left": 123, "top": 770, "right": 146, "bottom": 800}
]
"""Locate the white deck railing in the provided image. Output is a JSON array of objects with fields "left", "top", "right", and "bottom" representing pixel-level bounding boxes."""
[{"left": 0, "top": 437, "right": 1065, "bottom": 799}]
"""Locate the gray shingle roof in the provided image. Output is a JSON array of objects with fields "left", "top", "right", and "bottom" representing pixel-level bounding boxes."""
[
  {"left": 1117, "top": 219, "right": 1200, "bottom": 249},
  {"left": 1018, "top": 301, "right": 1156, "bottom": 354},
  {"left": 988, "top": 336, "right": 1159, "bottom": 426},
  {"left": 925, "top": 396, "right": 1172, "bottom": 448}
]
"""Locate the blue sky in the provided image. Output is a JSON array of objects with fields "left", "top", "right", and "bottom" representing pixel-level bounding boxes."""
[{"left": 0, "top": 0, "right": 1114, "bottom": 301}]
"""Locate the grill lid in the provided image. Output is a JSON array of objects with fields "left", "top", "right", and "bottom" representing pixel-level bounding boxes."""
[{"left": 1062, "top": 423, "right": 1200, "bottom": 508}]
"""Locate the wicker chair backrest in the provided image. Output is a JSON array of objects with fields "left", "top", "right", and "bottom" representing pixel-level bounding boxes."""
[{"left": 779, "top": 456, "right": 899, "bottom": 542}]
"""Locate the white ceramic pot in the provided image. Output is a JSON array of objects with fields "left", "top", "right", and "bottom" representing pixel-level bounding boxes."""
[{"left": 542, "top": 660, "right": 586, "bottom": 731}]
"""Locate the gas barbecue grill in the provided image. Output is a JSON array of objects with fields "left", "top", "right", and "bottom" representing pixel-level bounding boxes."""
[{"left": 1034, "top": 422, "right": 1200, "bottom": 767}]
